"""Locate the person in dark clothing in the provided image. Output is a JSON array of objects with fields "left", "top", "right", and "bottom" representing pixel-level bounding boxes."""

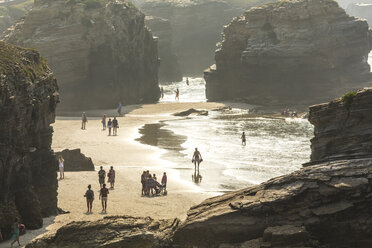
[
  {"left": 112, "top": 117, "right": 119, "bottom": 136},
  {"left": 98, "top": 166, "right": 106, "bottom": 188},
  {"left": 99, "top": 184, "right": 109, "bottom": 213},
  {"left": 84, "top": 184, "right": 94, "bottom": 213},
  {"left": 107, "top": 118, "right": 112, "bottom": 136}
]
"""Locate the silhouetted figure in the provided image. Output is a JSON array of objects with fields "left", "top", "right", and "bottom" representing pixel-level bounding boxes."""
[
  {"left": 112, "top": 117, "right": 119, "bottom": 136},
  {"left": 99, "top": 184, "right": 109, "bottom": 213},
  {"left": 107, "top": 166, "right": 115, "bottom": 189},
  {"left": 84, "top": 184, "right": 94, "bottom": 213},
  {"left": 117, "top": 102, "right": 122, "bottom": 116},
  {"left": 160, "top": 87, "right": 164, "bottom": 99},
  {"left": 98, "top": 166, "right": 106, "bottom": 188},
  {"left": 108, "top": 118, "right": 112, "bottom": 136},
  {"left": 186, "top": 78, "right": 189, "bottom": 86},
  {"left": 175, "top": 88, "right": 179, "bottom": 100},
  {"left": 81, "top": 112, "right": 87, "bottom": 130},
  {"left": 192, "top": 148, "right": 203, "bottom": 174},
  {"left": 102, "top": 114, "right": 106, "bottom": 130},
  {"left": 241, "top": 132, "right": 246, "bottom": 146}
]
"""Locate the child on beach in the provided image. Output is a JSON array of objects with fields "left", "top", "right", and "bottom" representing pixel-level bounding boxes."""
[
  {"left": 108, "top": 118, "right": 112, "bottom": 136},
  {"left": 58, "top": 155, "right": 64, "bottom": 180},
  {"left": 107, "top": 166, "right": 115, "bottom": 189},
  {"left": 84, "top": 185, "right": 94, "bottom": 213},
  {"left": 99, "top": 184, "right": 109, "bottom": 213}
]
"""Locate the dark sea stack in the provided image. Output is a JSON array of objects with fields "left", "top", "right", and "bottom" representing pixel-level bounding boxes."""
[
  {"left": 2, "top": 0, "right": 159, "bottom": 110},
  {"left": 141, "top": 0, "right": 244, "bottom": 76},
  {"left": 205, "top": 0, "right": 372, "bottom": 105},
  {"left": 0, "top": 41, "right": 58, "bottom": 238},
  {"left": 55, "top": 149, "right": 94, "bottom": 171},
  {"left": 145, "top": 15, "right": 182, "bottom": 82},
  {"left": 308, "top": 88, "right": 372, "bottom": 164}
]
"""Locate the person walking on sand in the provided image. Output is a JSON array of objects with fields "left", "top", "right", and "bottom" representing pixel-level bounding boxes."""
[
  {"left": 112, "top": 117, "right": 119, "bottom": 136},
  {"left": 160, "top": 87, "right": 164, "bottom": 99},
  {"left": 58, "top": 155, "right": 64, "bottom": 180},
  {"left": 107, "top": 118, "right": 112, "bottom": 136},
  {"left": 84, "top": 184, "right": 94, "bottom": 213},
  {"left": 99, "top": 183, "right": 109, "bottom": 213},
  {"left": 102, "top": 114, "right": 107, "bottom": 130},
  {"left": 107, "top": 166, "right": 115, "bottom": 189},
  {"left": 175, "top": 88, "right": 179, "bottom": 101},
  {"left": 141, "top": 171, "right": 146, "bottom": 196},
  {"left": 241, "top": 131, "right": 246, "bottom": 146},
  {"left": 10, "top": 218, "right": 20, "bottom": 247},
  {"left": 98, "top": 166, "right": 106, "bottom": 188},
  {"left": 161, "top": 172, "right": 167, "bottom": 190},
  {"left": 186, "top": 77, "right": 189, "bottom": 86},
  {"left": 117, "top": 102, "right": 123, "bottom": 116},
  {"left": 192, "top": 148, "right": 203, "bottom": 174},
  {"left": 81, "top": 112, "right": 88, "bottom": 130}
]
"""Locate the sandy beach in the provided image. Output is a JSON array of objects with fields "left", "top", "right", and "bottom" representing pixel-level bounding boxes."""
[{"left": 0, "top": 102, "right": 224, "bottom": 247}]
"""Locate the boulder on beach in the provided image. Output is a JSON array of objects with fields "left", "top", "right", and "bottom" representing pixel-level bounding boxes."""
[
  {"left": 205, "top": 0, "right": 372, "bottom": 105},
  {"left": 0, "top": 41, "right": 58, "bottom": 238},
  {"left": 173, "top": 108, "right": 208, "bottom": 116},
  {"left": 55, "top": 149, "right": 94, "bottom": 171}
]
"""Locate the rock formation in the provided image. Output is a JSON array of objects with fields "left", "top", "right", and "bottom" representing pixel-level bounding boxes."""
[
  {"left": 0, "top": 41, "right": 58, "bottom": 239},
  {"left": 0, "top": 0, "right": 33, "bottom": 35},
  {"left": 205, "top": 0, "right": 372, "bottom": 105},
  {"left": 141, "top": 0, "right": 244, "bottom": 76},
  {"left": 145, "top": 15, "right": 182, "bottom": 82},
  {"left": 55, "top": 149, "right": 94, "bottom": 171},
  {"left": 2, "top": 0, "right": 159, "bottom": 110},
  {"left": 308, "top": 88, "right": 372, "bottom": 164}
]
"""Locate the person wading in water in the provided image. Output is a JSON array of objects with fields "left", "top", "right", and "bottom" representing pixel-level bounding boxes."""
[{"left": 192, "top": 148, "right": 203, "bottom": 174}]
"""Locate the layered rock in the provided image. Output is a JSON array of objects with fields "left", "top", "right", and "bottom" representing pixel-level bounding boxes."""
[
  {"left": 141, "top": 0, "right": 244, "bottom": 76},
  {"left": 308, "top": 88, "right": 372, "bottom": 164},
  {"left": 0, "top": 41, "right": 58, "bottom": 238},
  {"left": 2, "top": 0, "right": 159, "bottom": 110},
  {"left": 145, "top": 15, "right": 182, "bottom": 82},
  {"left": 205, "top": 0, "right": 372, "bottom": 105},
  {"left": 55, "top": 149, "right": 94, "bottom": 171},
  {"left": 0, "top": 0, "right": 33, "bottom": 35}
]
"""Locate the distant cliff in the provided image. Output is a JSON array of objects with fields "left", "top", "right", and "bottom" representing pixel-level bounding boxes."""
[
  {"left": 2, "top": 0, "right": 159, "bottom": 110},
  {"left": 0, "top": 0, "right": 33, "bottom": 35},
  {"left": 0, "top": 41, "right": 58, "bottom": 239},
  {"left": 141, "top": 0, "right": 244, "bottom": 77},
  {"left": 205, "top": 0, "right": 372, "bottom": 105}
]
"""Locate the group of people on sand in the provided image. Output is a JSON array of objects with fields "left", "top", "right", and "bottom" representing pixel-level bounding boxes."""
[
  {"left": 141, "top": 171, "right": 167, "bottom": 196},
  {"left": 83, "top": 166, "right": 116, "bottom": 213},
  {"left": 281, "top": 108, "right": 298, "bottom": 117},
  {"left": 101, "top": 115, "right": 119, "bottom": 136},
  {"left": 159, "top": 78, "right": 191, "bottom": 100}
]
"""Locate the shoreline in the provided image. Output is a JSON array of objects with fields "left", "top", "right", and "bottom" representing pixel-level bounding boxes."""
[{"left": 0, "top": 102, "right": 225, "bottom": 247}]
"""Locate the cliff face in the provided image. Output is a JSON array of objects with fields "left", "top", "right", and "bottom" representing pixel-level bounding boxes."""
[
  {"left": 145, "top": 16, "right": 182, "bottom": 82},
  {"left": 2, "top": 0, "right": 159, "bottom": 110},
  {"left": 308, "top": 88, "right": 372, "bottom": 164},
  {"left": 0, "top": 41, "right": 59, "bottom": 238},
  {"left": 141, "top": 0, "right": 244, "bottom": 76},
  {"left": 0, "top": 0, "right": 33, "bottom": 35},
  {"left": 205, "top": 0, "right": 372, "bottom": 105}
]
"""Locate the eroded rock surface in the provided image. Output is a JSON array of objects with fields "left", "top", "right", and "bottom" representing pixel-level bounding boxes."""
[
  {"left": 205, "top": 0, "right": 372, "bottom": 105},
  {"left": 0, "top": 41, "right": 58, "bottom": 238},
  {"left": 0, "top": 0, "right": 33, "bottom": 35},
  {"left": 55, "top": 149, "right": 94, "bottom": 171},
  {"left": 308, "top": 88, "right": 372, "bottom": 164},
  {"left": 2, "top": 0, "right": 159, "bottom": 110}
]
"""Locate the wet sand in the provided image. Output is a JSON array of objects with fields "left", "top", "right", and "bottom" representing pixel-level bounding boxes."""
[{"left": 0, "top": 102, "right": 224, "bottom": 247}]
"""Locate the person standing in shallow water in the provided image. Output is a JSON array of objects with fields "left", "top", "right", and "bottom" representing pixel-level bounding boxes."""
[
  {"left": 102, "top": 114, "right": 106, "bottom": 130},
  {"left": 160, "top": 87, "right": 164, "bottom": 99},
  {"left": 112, "top": 117, "right": 119, "bottom": 136},
  {"left": 84, "top": 184, "right": 94, "bottom": 213},
  {"left": 241, "top": 131, "right": 246, "bottom": 146},
  {"left": 81, "top": 112, "right": 88, "bottom": 130},
  {"left": 107, "top": 166, "right": 115, "bottom": 189},
  {"left": 192, "top": 148, "right": 203, "bottom": 174},
  {"left": 107, "top": 118, "right": 112, "bottom": 136},
  {"left": 98, "top": 166, "right": 106, "bottom": 188},
  {"left": 58, "top": 155, "right": 64, "bottom": 180},
  {"left": 99, "top": 183, "right": 109, "bottom": 213},
  {"left": 175, "top": 88, "right": 179, "bottom": 100},
  {"left": 10, "top": 218, "right": 20, "bottom": 247}
]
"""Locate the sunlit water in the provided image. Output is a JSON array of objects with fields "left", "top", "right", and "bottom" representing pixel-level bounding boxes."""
[{"left": 155, "top": 78, "right": 313, "bottom": 193}]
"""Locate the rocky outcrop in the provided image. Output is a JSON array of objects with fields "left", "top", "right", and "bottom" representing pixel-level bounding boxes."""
[
  {"left": 2, "top": 0, "right": 159, "bottom": 110},
  {"left": 205, "top": 0, "right": 372, "bottom": 105},
  {"left": 0, "top": 41, "right": 58, "bottom": 239},
  {"left": 308, "top": 88, "right": 372, "bottom": 164},
  {"left": 55, "top": 149, "right": 94, "bottom": 171},
  {"left": 145, "top": 15, "right": 182, "bottom": 82},
  {"left": 173, "top": 108, "right": 208, "bottom": 116},
  {"left": 347, "top": 2, "right": 372, "bottom": 26},
  {"left": 0, "top": 0, "right": 33, "bottom": 35},
  {"left": 141, "top": 0, "right": 244, "bottom": 76},
  {"left": 26, "top": 216, "right": 179, "bottom": 248}
]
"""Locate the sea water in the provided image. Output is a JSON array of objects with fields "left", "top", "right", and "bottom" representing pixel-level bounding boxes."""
[{"left": 155, "top": 78, "right": 314, "bottom": 193}]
